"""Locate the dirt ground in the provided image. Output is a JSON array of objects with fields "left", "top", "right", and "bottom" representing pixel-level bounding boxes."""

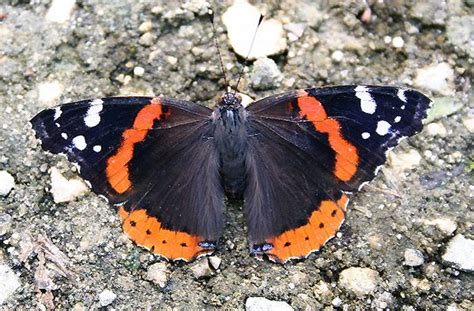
[{"left": 0, "top": 0, "right": 472, "bottom": 310}]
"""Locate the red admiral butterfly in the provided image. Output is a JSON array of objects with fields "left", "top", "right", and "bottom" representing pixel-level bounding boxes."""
[{"left": 31, "top": 84, "right": 431, "bottom": 262}]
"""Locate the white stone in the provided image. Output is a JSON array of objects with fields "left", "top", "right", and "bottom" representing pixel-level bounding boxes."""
[
  {"left": 50, "top": 167, "right": 89, "bottom": 203},
  {"left": 422, "top": 218, "right": 457, "bottom": 236},
  {"left": 355, "top": 86, "right": 376, "bottom": 114},
  {"left": 245, "top": 297, "right": 294, "bottom": 311},
  {"left": 138, "top": 21, "right": 153, "bottom": 33},
  {"left": 190, "top": 260, "right": 213, "bottom": 279},
  {"left": 414, "top": 62, "right": 455, "bottom": 96},
  {"left": 332, "top": 297, "right": 343, "bottom": 307},
  {"left": 223, "top": 0, "right": 287, "bottom": 59},
  {"left": 38, "top": 81, "right": 63, "bottom": 104},
  {"left": 250, "top": 57, "right": 283, "bottom": 90},
  {"left": 0, "top": 265, "right": 21, "bottom": 305},
  {"left": 442, "top": 234, "right": 474, "bottom": 271},
  {"left": 72, "top": 135, "right": 87, "bottom": 150},
  {"left": 146, "top": 262, "right": 168, "bottom": 288},
  {"left": 392, "top": 36, "right": 404, "bottom": 48},
  {"left": 98, "top": 289, "right": 116, "bottom": 307},
  {"left": 388, "top": 149, "right": 422, "bottom": 171},
  {"left": 0, "top": 171, "right": 14, "bottom": 196},
  {"left": 462, "top": 117, "right": 474, "bottom": 133},
  {"left": 426, "top": 122, "right": 447, "bottom": 136},
  {"left": 133, "top": 66, "right": 145, "bottom": 76},
  {"left": 208, "top": 256, "right": 222, "bottom": 270},
  {"left": 339, "top": 267, "right": 380, "bottom": 296},
  {"left": 46, "top": 0, "right": 76, "bottom": 23},
  {"left": 331, "top": 50, "right": 344, "bottom": 62},
  {"left": 404, "top": 248, "right": 425, "bottom": 267},
  {"left": 376, "top": 120, "right": 391, "bottom": 136}
]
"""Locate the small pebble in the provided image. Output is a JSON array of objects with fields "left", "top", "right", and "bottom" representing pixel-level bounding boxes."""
[
  {"left": 0, "top": 171, "right": 14, "bottom": 196},
  {"left": 0, "top": 265, "right": 21, "bottom": 305},
  {"left": 133, "top": 66, "right": 145, "bottom": 76},
  {"left": 442, "top": 234, "right": 474, "bottom": 271},
  {"left": 388, "top": 149, "right": 422, "bottom": 171},
  {"left": 383, "top": 36, "right": 392, "bottom": 44},
  {"left": 462, "top": 117, "right": 474, "bottom": 133},
  {"left": 138, "top": 21, "right": 153, "bottom": 33},
  {"left": 404, "top": 248, "right": 425, "bottom": 267},
  {"left": 422, "top": 218, "right": 457, "bottom": 236},
  {"left": 190, "top": 259, "right": 213, "bottom": 279},
  {"left": 98, "top": 289, "right": 116, "bottom": 307},
  {"left": 45, "top": 0, "right": 76, "bottom": 23},
  {"left": 245, "top": 297, "right": 294, "bottom": 311},
  {"left": 37, "top": 81, "right": 63, "bottom": 104},
  {"left": 339, "top": 267, "right": 380, "bottom": 296},
  {"left": 208, "top": 256, "right": 222, "bottom": 270},
  {"left": 250, "top": 57, "right": 283, "bottom": 90},
  {"left": 332, "top": 297, "right": 342, "bottom": 307},
  {"left": 426, "top": 122, "right": 447, "bottom": 137},
  {"left": 392, "top": 36, "right": 404, "bottom": 48},
  {"left": 146, "top": 262, "right": 168, "bottom": 288},
  {"left": 223, "top": 0, "right": 287, "bottom": 59},
  {"left": 139, "top": 32, "right": 156, "bottom": 46},
  {"left": 0, "top": 214, "right": 12, "bottom": 236},
  {"left": 331, "top": 50, "right": 344, "bottom": 63},
  {"left": 50, "top": 167, "right": 89, "bottom": 203},
  {"left": 414, "top": 62, "right": 455, "bottom": 96}
]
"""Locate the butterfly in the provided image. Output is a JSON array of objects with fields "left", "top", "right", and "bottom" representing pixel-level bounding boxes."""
[{"left": 30, "top": 84, "right": 431, "bottom": 263}]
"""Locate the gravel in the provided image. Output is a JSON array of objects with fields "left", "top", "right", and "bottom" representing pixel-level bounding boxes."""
[{"left": 0, "top": 171, "right": 14, "bottom": 196}]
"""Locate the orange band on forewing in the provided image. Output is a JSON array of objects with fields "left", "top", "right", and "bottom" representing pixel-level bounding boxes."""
[
  {"left": 106, "top": 99, "right": 170, "bottom": 193},
  {"left": 297, "top": 96, "right": 359, "bottom": 181},
  {"left": 265, "top": 194, "right": 348, "bottom": 262},
  {"left": 118, "top": 207, "right": 212, "bottom": 261}
]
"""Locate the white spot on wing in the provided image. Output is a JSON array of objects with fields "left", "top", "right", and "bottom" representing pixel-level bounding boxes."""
[
  {"left": 61, "top": 133, "right": 68, "bottom": 139},
  {"left": 376, "top": 120, "right": 391, "bottom": 136},
  {"left": 401, "top": 105, "right": 405, "bottom": 110},
  {"left": 53, "top": 107, "right": 62, "bottom": 120},
  {"left": 394, "top": 116, "right": 401, "bottom": 123},
  {"left": 72, "top": 135, "right": 87, "bottom": 150},
  {"left": 93, "top": 145, "right": 102, "bottom": 152},
  {"left": 361, "top": 132, "right": 370, "bottom": 139},
  {"left": 397, "top": 89, "right": 407, "bottom": 103},
  {"left": 355, "top": 86, "right": 377, "bottom": 114},
  {"left": 84, "top": 99, "right": 103, "bottom": 127}
]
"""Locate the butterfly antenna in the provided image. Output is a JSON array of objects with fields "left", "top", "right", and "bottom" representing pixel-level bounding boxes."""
[
  {"left": 209, "top": 8, "right": 229, "bottom": 90},
  {"left": 233, "top": 14, "right": 264, "bottom": 94}
]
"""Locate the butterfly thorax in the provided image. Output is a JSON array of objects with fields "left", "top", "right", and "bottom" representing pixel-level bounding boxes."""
[{"left": 212, "top": 92, "right": 248, "bottom": 199}]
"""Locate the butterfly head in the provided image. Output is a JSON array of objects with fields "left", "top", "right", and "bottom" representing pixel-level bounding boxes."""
[{"left": 217, "top": 92, "right": 242, "bottom": 109}]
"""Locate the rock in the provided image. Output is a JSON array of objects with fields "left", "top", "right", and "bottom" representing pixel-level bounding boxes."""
[
  {"left": 0, "top": 214, "right": 12, "bottom": 236},
  {"left": 331, "top": 50, "right": 344, "bottom": 63},
  {"left": 245, "top": 297, "right": 294, "bottom": 311},
  {"left": 447, "top": 15, "right": 474, "bottom": 58},
  {"left": 133, "top": 66, "right": 145, "bottom": 76},
  {"left": 45, "top": 0, "right": 76, "bottom": 23},
  {"left": 190, "top": 259, "right": 213, "bottom": 279},
  {"left": 283, "top": 23, "right": 305, "bottom": 42},
  {"left": 139, "top": 32, "right": 156, "bottom": 46},
  {"left": 426, "top": 122, "right": 447, "bottom": 137},
  {"left": 223, "top": 0, "right": 287, "bottom": 59},
  {"left": 414, "top": 62, "right": 455, "bottom": 96},
  {"left": 339, "top": 267, "right": 380, "bottom": 296},
  {"left": 37, "top": 81, "right": 63, "bottom": 104},
  {"left": 331, "top": 297, "right": 342, "bottom": 307},
  {"left": 50, "top": 167, "right": 89, "bottom": 203},
  {"left": 138, "top": 21, "right": 153, "bottom": 33},
  {"left": 146, "top": 262, "right": 168, "bottom": 288},
  {"left": 98, "top": 289, "right": 116, "bottom": 307},
  {"left": 0, "top": 171, "right": 14, "bottom": 196},
  {"left": 425, "top": 97, "right": 463, "bottom": 123},
  {"left": 422, "top": 218, "right": 457, "bottom": 236},
  {"left": 250, "top": 57, "right": 283, "bottom": 90},
  {"left": 404, "top": 248, "right": 425, "bottom": 267},
  {"left": 0, "top": 265, "right": 21, "bottom": 305},
  {"left": 442, "top": 234, "right": 474, "bottom": 271},
  {"left": 392, "top": 36, "right": 404, "bottom": 48},
  {"left": 208, "top": 256, "right": 222, "bottom": 270},
  {"left": 372, "top": 292, "right": 394, "bottom": 309},
  {"left": 462, "top": 117, "right": 474, "bottom": 133},
  {"left": 388, "top": 149, "right": 422, "bottom": 172},
  {"left": 410, "top": 0, "right": 447, "bottom": 26}
]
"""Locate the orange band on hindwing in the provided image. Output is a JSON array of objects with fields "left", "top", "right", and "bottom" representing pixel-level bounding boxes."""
[
  {"left": 106, "top": 99, "right": 170, "bottom": 193},
  {"left": 297, "top": 95, "right": 359, "bottom": 181},
  {"left": 263, "top": 194, "right": 348, "bottom": 262},
  {"left": 118, "top": 207, "right": 214, "bottom": 261}
]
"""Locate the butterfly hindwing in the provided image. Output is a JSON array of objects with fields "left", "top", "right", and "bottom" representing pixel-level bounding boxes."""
[
  {"left": 245, "top": 85, "right": 431, "bottom": 262},
  {"left": 31, "top": 96, "right": 223, "bottom": 261}
]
